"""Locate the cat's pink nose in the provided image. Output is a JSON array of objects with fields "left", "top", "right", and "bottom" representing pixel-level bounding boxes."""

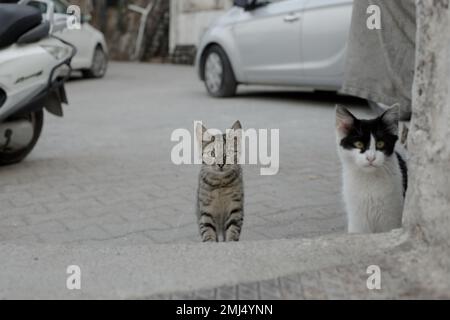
[{"left": 366, "top": 155, "right": 376, "bottom": 163}]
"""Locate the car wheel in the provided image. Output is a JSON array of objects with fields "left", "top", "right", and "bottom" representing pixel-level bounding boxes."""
[
  {"left": 83, "top": 46, "right": 108, "bottom": 79},
  {"left": 203, "top": 45, "right": 237, "bottom": 97},
  {"left": 0, "top": 110, "right": 43, "bottom": 166}
]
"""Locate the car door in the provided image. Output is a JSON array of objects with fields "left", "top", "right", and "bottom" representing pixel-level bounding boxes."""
[
  {"left": 300, "top": 0, "right": 353, "bottom": 82},
  {"left": 51, "top": 0, "right": 95, "bottom": 69},
  {"left": 233, "top": 0, "right": 306, "bottom": 85},
  {"left": 27, "top": 0, "right": 93, "bottom": 69}
]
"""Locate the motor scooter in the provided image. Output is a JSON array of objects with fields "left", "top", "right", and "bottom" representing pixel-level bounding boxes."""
[{"left": 0, "top": 0, "right": 75, "bottom": 165}]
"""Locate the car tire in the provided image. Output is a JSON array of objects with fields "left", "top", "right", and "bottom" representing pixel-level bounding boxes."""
[
  {"left": 0, "top": 110, "right": 43, "bottom": 166},
  {"left": 82, "top": 45, "right": 108, "bottom": 79},
  {"left": 203, "top": 45, "right": 237, "bottom": 97}
]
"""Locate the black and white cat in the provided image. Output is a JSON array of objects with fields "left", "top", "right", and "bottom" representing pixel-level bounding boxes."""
[{"left": 335, "top": 105, "right": 408, "bottom": 233}]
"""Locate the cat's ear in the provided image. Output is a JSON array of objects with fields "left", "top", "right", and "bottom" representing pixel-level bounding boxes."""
[
  {"left": 335, "top": 105, "right": 355, "bottom": 136},
  {"left": 231, "top": 120, "right": 242, "bottom": 131},
  {"left": 380, "top": 104, "right": 399, "bottom": 135},
  {"left": 196, "top": 122, "right": 208, "bottom": 144}
]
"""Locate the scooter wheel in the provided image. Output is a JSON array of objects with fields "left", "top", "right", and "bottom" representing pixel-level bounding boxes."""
[{"left": 0, "top": 110, "right": 43, "bottom": 166}]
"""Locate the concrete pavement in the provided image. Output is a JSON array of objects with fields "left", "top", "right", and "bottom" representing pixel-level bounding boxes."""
[
  {"left": 0, "top": 62, "right": 370, "bottom": 246},
  {"left": 1, "top": 230, "right": 448, "bottom": 299},
  {"left": 0, "top": 62, "right": 397, "bottom": 299}
]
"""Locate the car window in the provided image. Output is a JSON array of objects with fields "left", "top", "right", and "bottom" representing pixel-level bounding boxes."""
[
  {"left": 27, "top": 0, "right": 68, "bottom": 14},
  {"left": 53, "top": 0, "right": 68, "bottom": 14},
  {"left": 27, "top": 1, "right": 47, "bottom": 13}
]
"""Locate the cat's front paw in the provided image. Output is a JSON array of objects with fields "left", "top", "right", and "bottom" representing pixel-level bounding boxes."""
[{"left": 202, "top": 234, "right": 218, "bottom": 242}]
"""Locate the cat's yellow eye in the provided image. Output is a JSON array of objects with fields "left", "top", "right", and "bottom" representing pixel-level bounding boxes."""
[
  {"left": 376, "top": 141, "right": 385, "bottom": 149},
  {"left": 354, "top": 141, "right": 364, "bottom": 149}
]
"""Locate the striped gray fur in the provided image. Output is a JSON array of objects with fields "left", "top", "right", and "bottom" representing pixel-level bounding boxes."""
[{"left": 196, "top": 121, "right": 244, "bottom": 242}]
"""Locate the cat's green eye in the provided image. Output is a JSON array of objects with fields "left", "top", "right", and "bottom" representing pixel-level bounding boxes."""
[
  {"left": 354, "top": 141, "right": 364, "bottom": 149},
  {"left": 376, "top": 141, "right": 385, "bottom": 149}
]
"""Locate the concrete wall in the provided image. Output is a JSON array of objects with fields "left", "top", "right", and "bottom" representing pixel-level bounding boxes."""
[
  {"left": 404, "top": 0, "right": 450, "bottom": 247},
  {"left": 74, "top": 0, "right": 170, "bottom": 61},
  {"left": 169, "top": 0, "right": 233, "bottom": 53}
]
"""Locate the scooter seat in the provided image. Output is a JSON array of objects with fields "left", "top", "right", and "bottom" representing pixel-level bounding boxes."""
[{"left": 0, "top": 4, "right": 42, "bottom": 49}]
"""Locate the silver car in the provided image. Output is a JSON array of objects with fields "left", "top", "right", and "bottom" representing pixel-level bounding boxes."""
[
  {"left": 25, "top": 0, "right": 108, "bottom": 78},
  {"left": 196, "top": 0, "right": 353, "bottom": 97}
]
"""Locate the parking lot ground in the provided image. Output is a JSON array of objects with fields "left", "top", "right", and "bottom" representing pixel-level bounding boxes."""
[{"left": 0, "top": 62, "right": 371, "bottom": 246}]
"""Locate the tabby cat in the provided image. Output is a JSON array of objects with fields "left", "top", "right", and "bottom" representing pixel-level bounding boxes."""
[
  {"left": 196, "top": 121, "right": 244, "bottom": 242},
  {"left": 335, "top": 105, "right": 407, "bottom": 233}
]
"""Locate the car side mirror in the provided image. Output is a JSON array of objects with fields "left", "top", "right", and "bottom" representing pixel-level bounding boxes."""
[
  {"left": 233, "top": 0, "right": 253, "bottom": 10},
  {"left": 233, "top": 0, "right": 266, "bottom": 11}
]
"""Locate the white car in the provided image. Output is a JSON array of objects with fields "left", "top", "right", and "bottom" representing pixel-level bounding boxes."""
[
  {"left": 196, "top": 0, "right": 353, "bottom": 97},
  {"left": 27, "top": 0, "right": 108, "bottom": 78}
]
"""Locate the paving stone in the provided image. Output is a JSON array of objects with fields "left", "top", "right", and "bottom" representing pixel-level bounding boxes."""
[
  {"left": 237, "top": 282, "right": 260, "bottom": 300},
  {"left": 216, "top": 285, "right": 238, "bottom": 300},
  {"left": 0, "top": 62, "right": 368, "bottom": 245}
]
